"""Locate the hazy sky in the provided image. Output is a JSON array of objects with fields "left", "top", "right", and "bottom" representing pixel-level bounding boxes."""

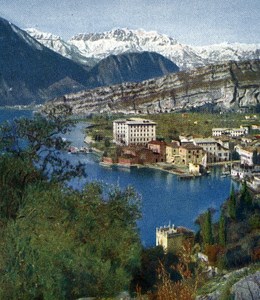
[{"left": 1, "top": 0, "right": 259, "bottom": 45}]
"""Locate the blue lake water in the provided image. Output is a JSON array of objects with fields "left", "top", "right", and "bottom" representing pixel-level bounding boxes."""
[{"left": 0, "top": 109, "right": 239, "bottom": 246}]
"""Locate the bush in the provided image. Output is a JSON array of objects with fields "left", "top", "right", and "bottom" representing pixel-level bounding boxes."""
[
  {"left": 249, "top": 213, "right": 260, "bottom": 230},
  {"left": 205, "top": 244, "right": 225, "bottom": 266}
]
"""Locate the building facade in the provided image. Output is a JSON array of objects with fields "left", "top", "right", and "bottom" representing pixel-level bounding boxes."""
[
  {"left": 178, "top": 143, "right": 205, "bottom": 166},
  {"left": 235, "top": 146, "right": 256, "bottom": 166},
  {"left": 113, "top": 118, "right": 156, "bottom": 146},
  {"left": 193, "top": 138, "right": 230, "bottom": 163},
  {"left": 212, "top": 126, "right": 249, "bottom": 137},
  {"left": 156, "top": 225, "right": 194, "bottom": 254},
  {"left": 166, "top": 142, "right": 180, "bottom": 163}
]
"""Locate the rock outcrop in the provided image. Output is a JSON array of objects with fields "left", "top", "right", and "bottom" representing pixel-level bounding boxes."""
[
  {"left": 197, "top": 270, "right": 260, "bottom": 300},
  {"left": 47, "top": 59, "right": 260, "bottom": 115},
  {"left": 232, "top": 271, "right": 260, "bottom": 300}
]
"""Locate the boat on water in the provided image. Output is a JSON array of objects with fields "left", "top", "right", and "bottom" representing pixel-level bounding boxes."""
[
  {"left": 68, "top": 146, "right": 92, "bottom": 154},
  {"left": 68, "top": 146, "right": 79, "bottom": 154},
  {"left": 79, "top": 146, "right": 92, "bottom": 153}
]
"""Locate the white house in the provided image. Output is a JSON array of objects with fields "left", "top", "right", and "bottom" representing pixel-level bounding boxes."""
[
  {"left": 113, "top": 118, "right": 156, "bottom": 146},
  {"left": 235, "top": 146, "right": 255, "bottom": 166},
  {"left": 212, "top": 126, "right": 249, "bottom": 137}
]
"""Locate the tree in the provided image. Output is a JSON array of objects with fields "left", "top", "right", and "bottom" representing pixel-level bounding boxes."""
[
  {"left": 104, "top": 137, "right": 111, "bottom": 148},
  {"left": 0, "top": 109, "right": 142, "bottom": 299},
  {"left": 0, "top": 182, "right": 141, "bottom": 299},
  {"left": 0, "top": 155, "right": 42, "bottom": 221},
  {"left": 202, "top": 209, "right": 214, "bottom": 246},
  {"left": 0, "top": 104, "right": 86, "bottom": 181},
  {"left": 240, "top": 181, "right": 252, "bottom": 208},
  {"left": 218, "top": 211, "right": 226, "bottom": 246},
  {"left": 228, "top": 184, "right": 237, "bottom": 220}
]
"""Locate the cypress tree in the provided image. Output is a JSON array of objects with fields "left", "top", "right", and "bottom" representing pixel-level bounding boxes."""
[
  {"left": 218, "top": 212, "right": 226, "bottom": 246},
  {"left": 203, "top": 209, "right": 214, "bottom": 245},
  {"left": 240, "top": 181, "right": 252, "bottom": 208},
  {"left": 228, "top": 184, "right": 236, "bottom": 220}
]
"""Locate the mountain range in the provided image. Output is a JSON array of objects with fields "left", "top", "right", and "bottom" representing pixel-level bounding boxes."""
[
  {"left": 27, "top": 28, "right": 260, "bottom": 70},
  {"left": 47, "top": 59, "right": 260, "bottom": 115},
  {"left": 0, "top": 17, "right": 179, "bottom": 106},
  {"left": 1, "top": 16, "right": 259, "bottom": 109}
]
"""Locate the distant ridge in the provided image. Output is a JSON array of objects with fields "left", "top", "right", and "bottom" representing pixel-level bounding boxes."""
[{"left": 86, "top": 52, "right": 179, "bottom": 89}]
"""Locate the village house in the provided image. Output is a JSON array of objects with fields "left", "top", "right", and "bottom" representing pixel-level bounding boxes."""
[
  {"left": 245, "top": 115, "right": 257, "bottom": 120},
  {"left": 113, "top": 118, "right": 156, "bottom": 146},
  {"left": 251, "top": 124, "right": 260, "bottom": 130},
  {"left": 116, "top": 145, "right": 164, "bottom": 165},
  {"left": 193, "top": 137, "right": 230, "bottom": 163},
  {"left": 177, "top": 143, "right": 205, "bottom": 166},
  {"left": 166, "top": 141, "right": 180, "bottom": 163},
  {"left": 234, "top": 145, "right": 260, "bottom": 166},
  {"left": 147, "top": 140, "right": 167, "bottom": 162},
  {"left": 156, "top": 224, "right": 194, "bottom": 254},
  {"left": 212, "top": 126, "right": 249, "bottom": 137}
]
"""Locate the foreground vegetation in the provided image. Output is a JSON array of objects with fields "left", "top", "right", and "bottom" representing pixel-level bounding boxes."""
[{"left": 0, "top": 107, "right": 141, "bottom": 299}]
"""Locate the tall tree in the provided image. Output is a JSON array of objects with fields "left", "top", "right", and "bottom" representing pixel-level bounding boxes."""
[
  {"left": 202, "top": 209, "right": 214, "bottom": 245},
  {"left": 228, "top": 184, "right": 236, "bottom": 220},
  {"left": 240, "top": 181, "right": 252, "bottom": 208},
  {"left": 218, "top": 211, "right": 226, "bottom": 246}
]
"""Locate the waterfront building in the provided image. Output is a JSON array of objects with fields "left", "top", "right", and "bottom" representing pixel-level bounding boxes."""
[
  {"left": 117, "top": 145, "right": 164, "bottom": 165},
  {"left": 147, "top": 140, "right": 167, "bottom": 162},
  {"left": 156, "top": 225, "right": 194, "bottom": 254},
  {"left": 234, "top": 145, "right": 260, "bottom": 166},
  {"left": 178, "top": 143, "right": 205, "bottom": 166},
  {"left": 193, "top": 138, "right": 230, "bottom": 163},
  {"left": 113, "top": 118, "right": 156, "bottom": 146},
  {"left": 166, "top": 142, "right": 180, "bottom": 163}
]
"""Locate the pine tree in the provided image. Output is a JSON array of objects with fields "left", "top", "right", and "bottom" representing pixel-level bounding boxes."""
[
  {"left": 218, "top": 212, "right": 226, "bottom": 246},
  {"left": 228, "top": 184, "right": 236, "bottom": 220}
]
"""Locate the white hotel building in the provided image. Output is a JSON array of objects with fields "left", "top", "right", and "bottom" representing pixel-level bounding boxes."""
[{"left": 113, "top": 118, "right": 156, "bottom": 146}]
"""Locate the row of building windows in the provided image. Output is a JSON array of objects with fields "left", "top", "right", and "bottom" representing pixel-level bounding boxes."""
[
  {"left": 130, "top": 138, "right": 151, "bottom": 142},
  {"left": 130, "top": 133, "right": 153, "bottom": 137}
]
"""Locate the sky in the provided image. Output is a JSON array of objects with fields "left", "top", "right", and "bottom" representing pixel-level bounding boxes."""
[{"left": 1, "top": 0, "right": 260, "bottom": 46}]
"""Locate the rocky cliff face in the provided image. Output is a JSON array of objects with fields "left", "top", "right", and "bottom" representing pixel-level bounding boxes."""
[{"left": 48, "top": 60, "right": 260, "bottom": 115}]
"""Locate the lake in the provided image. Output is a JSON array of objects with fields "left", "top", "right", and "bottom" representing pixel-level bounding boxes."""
[{"left": 0, "top": 108, "right": 238, "bottom": 246}]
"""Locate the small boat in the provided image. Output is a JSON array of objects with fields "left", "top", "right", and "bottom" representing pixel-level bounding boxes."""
[
  {"left": 68, "top": 146, "right": 79, "bottom": 154},
  {"left": 79, "top": 146, "right": 92, "bottom": 153}
]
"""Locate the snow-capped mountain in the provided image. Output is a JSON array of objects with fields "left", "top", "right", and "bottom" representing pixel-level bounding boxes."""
[
  {"left": 26, "top": 28, "right": 97, "bottom": 67},
  {"left": 69, "top": 28, "right": 206, "bottom": 70},
  {"left": 193, "top": 42, "right": 260, "bottom": 65},
  {"left": 27, "top": 28, "right": 260, "bottom": 70}
]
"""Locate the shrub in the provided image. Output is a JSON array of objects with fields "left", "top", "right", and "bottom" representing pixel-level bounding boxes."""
[{"left": 249, "top": 213, "right": 260, "bottom": 230}]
